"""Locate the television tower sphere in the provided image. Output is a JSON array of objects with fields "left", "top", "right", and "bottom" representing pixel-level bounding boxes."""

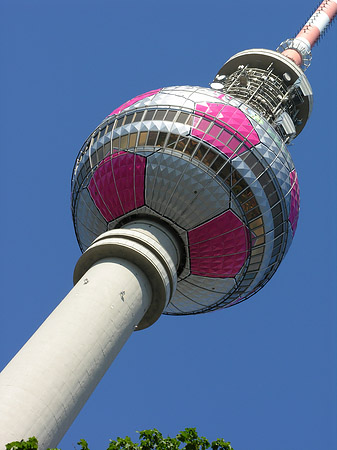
[{"left": 72, "top": 50, "right": 308, "bottom": 316}]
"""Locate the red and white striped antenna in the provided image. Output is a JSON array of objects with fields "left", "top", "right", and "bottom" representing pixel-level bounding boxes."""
[{"left": 277, "top": 0, "right": 337, "bottom": 69}]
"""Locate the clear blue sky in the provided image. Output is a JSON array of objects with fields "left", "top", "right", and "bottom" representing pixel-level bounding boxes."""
[{"left": 0, "top": 1, "right": 336, "bottom": 449}]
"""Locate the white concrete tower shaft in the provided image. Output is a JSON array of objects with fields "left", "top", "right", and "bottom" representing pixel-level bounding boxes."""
[{"left": 0, "top": 220, "right": 180, "bottom": 450}]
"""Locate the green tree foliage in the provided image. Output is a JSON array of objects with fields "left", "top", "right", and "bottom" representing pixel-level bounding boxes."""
[{"left": 5, "top": 428, "right": 233, "bottom": 450}]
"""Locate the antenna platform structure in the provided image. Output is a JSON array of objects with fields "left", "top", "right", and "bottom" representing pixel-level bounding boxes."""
[{"left": 0, "top": 1, "right": 336, "bottom": 449}]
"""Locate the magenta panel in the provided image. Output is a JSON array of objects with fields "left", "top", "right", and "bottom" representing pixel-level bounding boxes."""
[
  {"left": 218, "top": 129, "right": 232, "bottom": 143},
  {"left": 88, "top": 152, "right": 146, "bottom": 221},
  {"left": 188, "top": 211, "right": 251, "bottom": 277},
  {"left": 191, "top": 103, "right": 259, "bottom": 158},
  {"left": 289, "top": 170, "right": 300, "bottom": 234},
  {"left": 109, "top": 89, "right": 161, "bottom": 116},
  {"left": 209, "top": 124, "right": 222, "bottom": 137},
  {"left": 192, "top": 127, "right": 243, "bottom": 158},
  {"left": 195, "top": 103, "right": 259, "bottom": 144}
]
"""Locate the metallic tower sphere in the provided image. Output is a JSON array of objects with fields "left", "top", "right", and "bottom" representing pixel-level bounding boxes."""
[{"left": 71, "top": 82, "right": 301, "bottom": 315}]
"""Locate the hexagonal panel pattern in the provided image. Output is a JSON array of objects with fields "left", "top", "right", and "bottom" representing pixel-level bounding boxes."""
[
  {"left": 88, "top": 152, "right": 146, "bottom": 221},
  {"left": 189, "top": 211, "right": 251, "bottom": 277},
  {"left": 72, "top": 85, "right": 299, "bottom": 315}
]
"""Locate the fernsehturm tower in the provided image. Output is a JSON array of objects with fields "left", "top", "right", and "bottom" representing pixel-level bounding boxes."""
[{"left": 0, "top": 1, "right": 336, "bottom": 448}]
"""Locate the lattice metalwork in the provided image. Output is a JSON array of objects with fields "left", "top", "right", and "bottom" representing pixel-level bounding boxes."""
[{"left": 216, "top": 65, "right": 298, "bottom": 125}]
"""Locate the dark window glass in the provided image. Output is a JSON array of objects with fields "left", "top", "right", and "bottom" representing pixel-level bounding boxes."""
[
  {"left": 100, "top": 126, "right": 106, "bottom": 137},
  {"left": 274, "top": 236, "right": 283, "bottom": 247},
  {"left": 249, "top": 263, "right": 261, "bottom": 271},
  {"left": 116, "top": 117, "right": 124, "bottom": 128},
  {"left": 259, "top": 172, "right": 272, "bottom": 187},
  {"left": 254, "top": 235, "right": 265, "bottom": 246},
  {"left": 241, "top": 151, "right": 258, "bottom": 166},
  {"left": 184, "top": 139, "right": 198, "bottom": 156},
  {"left": 271, "top": 202, "right": 282, "bottom": 216},
  {"left": 245, "top": 272, "right": 256, "bottom": 279},
  {"left": 91, "top": 150, "right": 97, "bottom": 167},
  {"left": 240, "top": 280, "right": 252, "bottom": 287},
  {"left": 129, "top": 133, "right": 137, "bottom": 148},
  {"left": 154, "top": 110, "right": 166, "bottom": 120},
  {"left": 249, "top": 217, "right": 263, "bottom": 230},
  {"left": 266, "top": 185, "right": 279, "bottom": 208},
  {"left": 268, "top": 191, "right": 279, "bottom": 206},
  {"left": 238, "top": 187, "right": 253, "bottom": 202},
  {"left": 254, "top": 162, "right": 266, "bottom": 177},
  {"left": 175, "top": 137, "right": 188, "bottom": 152},
  {"left": 107, "top": 123, "right": 114, "bottom": 133},
  {"left": 232, "top": 178, "right": 246, "bottom": 195},
  {"left": 194, "top": 147, "right": 203, "bottom": 160},
  {"left": 274, "top": 224, "right": 284, "bottom": 237},
  {"left": 231, "top": 169, "right": 241, "bottom": 186},
  {"left": 145, "top": 110, "right": 155, "bottom": 120},
  {"left": 166, "top": 110, "right": 177, "bottom": 122},
  {"left": 203, "top": 149, "right": 217, "bottom": 167},
  {"left": 242, "top": 195, "right": 258, "bottom": 212},
  {"left": 211, "top": 155, "right": 225, "bottom": 172},
  {"left": 273, "top": 213, "right": 283, "bottom": 227},
  {"left": 120, "top": 135, "right": 128, "bottom": 149},
  {"left": 103, "top": 142, "right": 111, "bottom": 156},
  {"left": 246, "top": 206, "right": 261, "bottom": 221},
  {"left": 167, "top": 133, "right": 179, "bottom": 147},
  {"left": 218, "top": 164, "right": 231, "bottom": 183},
  {"left": 176, "top": 112, "right": 189, "bottom": 124},
  {"left": 147, "top": 131, "right": 158, "bottom": 146},
  {"left": 157, "top": 132, "right": 167, "bottom": 147},
  {"left": 138, "top": 131, "right": 147, "bottom": 146},
  {"left": 112, "top": 138, "right": 119, "bottom": 149},
  {"left": 134, "top": 111, "right": 144, "bottom": 122},
  {"left": 124, "top": 114, "right": 134, "bottom": 125},
  {"left": 252, "top": 225, "right": 264, "bottom": 238},
  {"left": 194, "top": 143, "right": 208, "bottom": 161},
  {"left": 185, "top": 115, "right": 193, "bottom": 125},
  {"left": 251, "top": 246, "right": 264, "bottom": 255},
  {"left": 271, "top": 246, "right": 282, "bottom": 257},
  {"left": 97, "top": 146, "right": 104, "bottom": 163},
  {"left": 84, "top": 159, "right": 90, "bottom": 173}
]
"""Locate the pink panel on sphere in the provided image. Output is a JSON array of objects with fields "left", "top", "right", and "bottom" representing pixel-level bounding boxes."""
[
  {"left": 227, "top": 136, "right": 241, "bottom": 151},
  {"left": 193, "top": 103, "right": 259, "bottom": 145},
  {"left": 209, "top": 124, "right": 222, "bottom": 137},
  {"left": 218, "top": 129, "right": 232, "bottom": 144},
  {"left": 109, "top": 89, "right": 161, "bottom": 116},
  {"left": 289, "top": 170, "right": 300, "bottom": 234},
  {"left": 188, "top": 210, "right": 251, "bottom": 277},
  {"left": 192, "top": 125, "right": 241, "bottom": 159},
  {"left": 191, "top": 103, "right": 259, "bottom": 158},
  {"left": 88, "top": 152, "right": 145, "bottom": 221}
]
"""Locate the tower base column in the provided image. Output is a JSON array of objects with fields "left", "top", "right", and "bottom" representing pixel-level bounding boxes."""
[{"left": 0, "top": 221, "right": 179, "bottom": 449}]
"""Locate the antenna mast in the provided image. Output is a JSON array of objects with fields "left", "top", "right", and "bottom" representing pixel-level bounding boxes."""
[
  {"left": 212, "top": 1, "right": 337, "bottom": 143},
  {"left": 278, "top": 0, "right": 337, "bottom": 69}
]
